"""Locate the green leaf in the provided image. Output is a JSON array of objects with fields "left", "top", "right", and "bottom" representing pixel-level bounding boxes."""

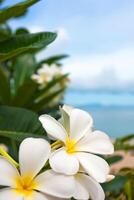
[
  {"left": 124, "top": 180, "right": 134, "bottom": 200},
  {"left": 0, "top": 66, "right": 11, "bottom": 103},
  {"left": 0, "top": 26, "right": 12, "bottom": 41},
  {"left": 0, "top": 105, "right": 47, "bottom": 158},
  {"left": 0, "top": 32, "right": 57, "bottom": 62},
  {"left": 0, "top": 106, "right": 45, "bottom": 135},
  {"left": 102, "top": 175, "right": 128, "bottom": 192},
  {"left": 0, "top": 0, "right": 40, "bottom": 24},
  {"left": 30, "top": 88, "right": 64, "bottom": 112},
  {"left": 11, "top": 80, "right": 38, "bottom": 107},
  {"left": 0, "top": 0, "right": 4, "bottom": 4},
  {"left": 106, "top": 155, "right": 123, "bottom": 165},
  {"left": 0, "top": 130, "right": 46, "bottom": 142},
  {"left": 114, "top": 135, "right": 134, "bottom": 151},
  {"left": 39, "top": 54, "right": 69, "bottom": 66},
  {"left": 13, "top": 54, "right": 36, "bottom": 90},
  {"left": 119, "top": 134, "right": 134, "bottom": 142},
  {"left": 15, "top": 28, "right": 29, "bottom": 35}
]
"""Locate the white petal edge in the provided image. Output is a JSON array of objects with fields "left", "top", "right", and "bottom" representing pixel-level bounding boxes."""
[
  {"left": 62, "top": 104, "right": 74, "bottom": 115},
  {"left": 106, "top": 175, "right": 115, "bottom": 182},
  {"left": 73, "top": 173, "right": 105, "bottom": 200},
  {"left": 49, "top": 148, "right": 79, "bottom": 175},
  {"left": 0, "top": 156, "right": 19, "bottom": 187},
  {"left": 0, "top": 189, "right": 23, "bottom": 200},
  {"left": 76, "top": 152, "right": 110, "bottom": 183},
  {"left": 34, "top": 169, "right": 75, "bottom": 198},
  {"left": 70, "top": 109, "right": 93, "bottom": 142},
  {"left": 76, "top": 130, "right": 114, "bottom": 155},
  {"left": 19, "top": 138, "right": 51, "bottom": 179},
  {"left": 73, "top": 175, "right": 89, "bottom": 200},
  {"left": 39, "top": 115, "right": 67, "bottom": 142},
  {"left": 59, "top": 106, "right": 70, "bottom": 133}
]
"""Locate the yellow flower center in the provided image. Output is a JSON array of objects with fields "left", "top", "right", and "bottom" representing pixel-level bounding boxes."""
[
  {"left": 14, "top": 175, "right": 37, "bottom": 197},
  {"left": 40, "top": 74, "right": 48, "bottom": 81},
  {"left": 65, "top": 137, "right": 77, "bottom": 154},
  {"left": 51, "top": 138, "right": 77, "bottom": 154}
]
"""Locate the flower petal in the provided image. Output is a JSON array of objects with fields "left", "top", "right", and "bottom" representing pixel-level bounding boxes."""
[
  {"left": 0, "top": 156, "right": 19, "bottom": 187},
  {"left": 39, "top": 115, "right": 67, "bottom": 142},
  {"left": 73, "top": 173, "right": 105, "bottom": 200},
  {"left": 59, "top": 107, "right": 70, "bottom": 133},
  {"left": 73, "top": 175, "right": 89, "bottom": 200},
  {"left": 19, "top": 138, "right": 50, "bottom": 179},
  {"left": 25, "top": 191, "right": 48, "bottom": 200},
  {"left": 34, "top": 169, "right": 75, "bottom": 198},
  {"left": 0, "top": 189, "right": 61, "bottom": 200},
  {"left": 70, "top": 109, "right": 93, "bottom": 142},
  {"left": 62, "top": 104, "right": 74, "bottom": 115},
  {"left": 49, "top": 148, "right": 79, "bottom": 175},
  {"left": 106, "top": 174, "right": 115, "bottom": 182},
  {"left": 0, "top": 189, "right": 23, "bottom": 200},
  {"left": 77, "top": 130, "right": 114, "bottom": 155},
  {"left": 76, "top": 152, "right": 110, "bottom": 183},
  {"left": 39, "top": 194, "right": 67, "bottom": 200}
]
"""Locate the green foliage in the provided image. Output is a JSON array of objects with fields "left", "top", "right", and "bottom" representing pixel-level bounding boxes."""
[
  {"left": 102, "top": 175, "right": 128, "bottom": 192},
  {"left": 0, "top": 58, "right": 68, "bottom": 111},
  {"left": 0, "top": 106, "right": 45, "bottom": 136},
  {"left": 12, "top": 80, "right": 37, "bottom": 107},
  {"left": 104, "top": 169, "right": 134, "bottom": 200},
  {"left": 114, "top": 134, "right": 134, "bottom": 151},
  {"left": 40, "top": 54, "right": 69, "bottom": 66},
  {"left": 0, "top": 0, "right": 4, "bottom": 4},
  {"left": 30, "top": 88, "right": 65, "bottom": 112},
  {"left": 15, "top": 27, "right": 29, "bottom": 35},
  {"left": 0, "top": 25, "right": 11, "bottom": 41},
  {"left": 0, "top": 65, "right": 11, "bottom": 104},
  {"left": 0, "top": 32, "right": 57, "bottom": 62},
  {"left": 13, "top": 54, "right": 37, "bottom": 90},
  {"left": 0, "top": 0, "right": 40, "bottom": 24},
  {"left": 106, "top": 155, "right": 123, "bottom": 165},
  {"left": 0, "top": 0, "right": 69, "bottom": 113},
  {"left": 104, "top": 135, "right": 134, "bottom": 200},
  {"left": 0, "top": 105, "right": 47, "bottom": 158},
  {"left": 0, "top": 0, "right": 69, "bottom": 162}
]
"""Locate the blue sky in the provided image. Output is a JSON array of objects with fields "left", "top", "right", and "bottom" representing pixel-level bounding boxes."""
[{"left": 4, "top": 0, "right": 134, "bottom": 90}]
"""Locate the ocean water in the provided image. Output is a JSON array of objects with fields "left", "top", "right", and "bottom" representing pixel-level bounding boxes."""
[{"left": 64, "top": 89, "right": 134, "bottom": 138}]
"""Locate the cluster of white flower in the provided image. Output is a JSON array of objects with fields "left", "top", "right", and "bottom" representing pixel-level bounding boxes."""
[
  {"left": 0, "top": 105, "right": 114, "bottom": 200},
  {"left": 31, "top": 64, "right": 62, "bottom": 84},
  {"left": 31, "top": 64, "right": 69, "bottom": 107}
]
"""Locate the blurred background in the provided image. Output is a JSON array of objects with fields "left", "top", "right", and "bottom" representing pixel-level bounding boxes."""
[{"left": 3, "top": 0, "right": 134, "bottom": 138}]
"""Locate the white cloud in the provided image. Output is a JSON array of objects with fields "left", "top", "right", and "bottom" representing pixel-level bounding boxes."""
[
  {"left": 48, "top": 27, "right": 69, "bottom": 52},
  {"left": 29, "top": 25, "right": 44, "bottom": 33},
  {"left": 63, "top": 47, "right": 134, "bottom": 90},
  {"left": 57, "top": 27, "right": 69, "bottom": 42}
]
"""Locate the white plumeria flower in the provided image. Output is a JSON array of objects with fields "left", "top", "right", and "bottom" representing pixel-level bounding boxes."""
[
  {"left": 0, "top": 138, "right": 75, "bottom": 200},
  {"left": 31, "top": 64, "right": 62, "bottom": 84},
  {"left": 39, "top": 105, "right": 114, "bottom": 183},
  {"left": 73, "top": 172, "right": 105, "bottom": 200}
]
